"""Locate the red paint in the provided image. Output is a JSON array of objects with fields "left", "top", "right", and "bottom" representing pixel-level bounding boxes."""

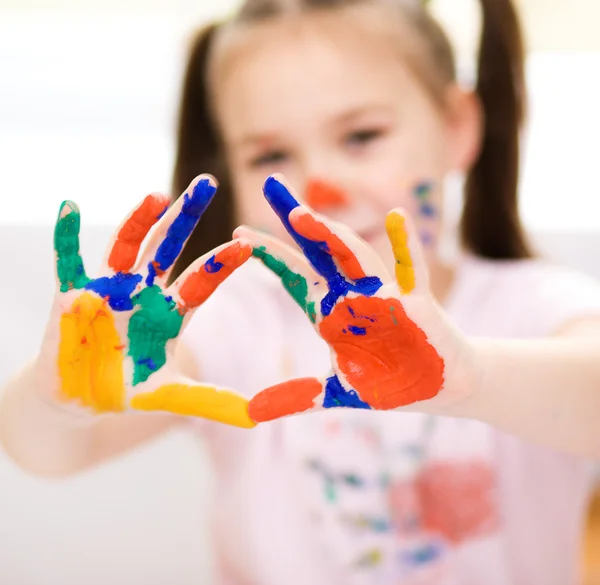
[
  {"left": 108, "top": 194, "right": 169, "bottom": 273},
  {"left": 178, "top": 241, "right": 252, "bottom": 312},
  {"left": 305, "top": 179, "right": 349, "bottom": 211},
  {"left": 415, "top": 461, "right": 499, "bottom": 544},
  {"left": 292, "top": 212, "right": 367, "bottom": 281},
  {"left": 319, "top": 296, "right": 444, "bottom": 409},
  {"left": 248, "top": 377, "right": 322, "bottom": 422}
]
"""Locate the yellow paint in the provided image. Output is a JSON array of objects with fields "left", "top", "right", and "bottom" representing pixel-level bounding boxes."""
[
  {"left": 131, "top": 384, "right": 257, "bottom": 429},
  {"left": 58, "top": 293, "right": 126, "bottom": 412},
  {"left": 385, "top": 212, "right": 415, "bottom": 294}
]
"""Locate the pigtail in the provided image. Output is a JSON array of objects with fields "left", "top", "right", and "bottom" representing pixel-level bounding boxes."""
[
  {"left": 170, "top": 23, "right": 236, "bottom": 281},
  {"left": 461, "top": 0, "right": 531, "bottom": 259}
]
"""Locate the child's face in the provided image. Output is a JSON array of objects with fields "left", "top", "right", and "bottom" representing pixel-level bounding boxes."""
[{"left": 216, "top": 15, "right": 471, "bottom": 265}]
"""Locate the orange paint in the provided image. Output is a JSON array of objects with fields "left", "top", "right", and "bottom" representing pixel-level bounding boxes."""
[
  {"left": 178, "top": 241, "right": 252, "bottom": 311},
  {"left": 415, "top": 461, "right": 499, "bottom": 544},
  {"left": 248, "top": 377, "right": 322, "bottom": 422},
  {"left": 305, "top": 179, "right": 349, "bottom": 211},
  {"left": 108, "top": 194, "right": 169, "bottom": 273},
  {"left": 292, "top": 212, "right": 367, "bottom": 281},
  {"left": 320, "top": 296, "right": 444, "bottom": 409}
]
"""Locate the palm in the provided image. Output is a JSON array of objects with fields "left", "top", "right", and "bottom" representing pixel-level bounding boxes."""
[
  {"left": 40, "top": 176, "right": 255, "bottom": 427},
  {"left": 241, "top": 176, "right": 461, "bottom": 423}
]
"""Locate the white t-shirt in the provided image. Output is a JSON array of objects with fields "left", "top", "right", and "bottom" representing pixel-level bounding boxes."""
[{"left": 183, "top": 254, "right": 600, "bottom": 585}]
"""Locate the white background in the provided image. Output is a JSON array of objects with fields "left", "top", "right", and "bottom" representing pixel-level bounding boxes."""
[{"left": 0, "top": 1, "right": 599, "bottom": 583}]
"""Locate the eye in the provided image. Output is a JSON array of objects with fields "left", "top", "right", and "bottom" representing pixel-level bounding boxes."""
[
  {"left": 344, "top": 128, "right": 385, "bottom": 148},
  {"left": 248, "top": 150, "right": 289, "bottom": 168}
]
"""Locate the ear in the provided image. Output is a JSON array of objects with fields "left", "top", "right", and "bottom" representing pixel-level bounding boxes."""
[{"left": 443, "top": 84, "right": 483, "bottom": 172}]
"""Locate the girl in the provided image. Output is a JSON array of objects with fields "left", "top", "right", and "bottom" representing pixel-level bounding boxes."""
[{"left": 3, "top": 0, "right": 600, "bottom": 584}]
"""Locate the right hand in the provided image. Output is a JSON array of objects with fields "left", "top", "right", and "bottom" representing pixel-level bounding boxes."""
[{"left": 35, "top": 175, "right": 255, "bottom": 428}]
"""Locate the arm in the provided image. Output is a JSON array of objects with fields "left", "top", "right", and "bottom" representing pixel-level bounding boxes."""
[
  {"left": 447, "top": 318, "right": 600, "bottom": 458},
  {"left": 0, "top": 337, "right": 199, "bottom": 477}
]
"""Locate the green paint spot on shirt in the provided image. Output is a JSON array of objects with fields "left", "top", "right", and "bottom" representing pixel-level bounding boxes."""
[
  {"left": 325, "top": 479, "right": 337, "bottom": 503},
  {"left": 54, "top": 202, "right": 90, "bottom": 292},
  {"left": 253, "top": 246, "right": 309, "bottom": 312},
  {"left": 128, "top": 286, "right": 184, "bottom": 385}
]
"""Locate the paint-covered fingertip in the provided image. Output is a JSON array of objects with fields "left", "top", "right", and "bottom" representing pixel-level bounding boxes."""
[
  {"left": 263, "top": 174, "right": 300, "bottom": 217},
  {"left": 182, "top": 174, "right": 218, "bottom": 217},
  {"left": 58, "top": 200, "right": 80, "bottom": 220}
]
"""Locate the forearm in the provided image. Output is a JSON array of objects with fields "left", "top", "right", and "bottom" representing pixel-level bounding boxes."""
[
  {"left": 0, "top": 361, "right": 177, "bottom": 477},
  {"left": 445, "top": 337, "right": 600, "bottom": 458}
]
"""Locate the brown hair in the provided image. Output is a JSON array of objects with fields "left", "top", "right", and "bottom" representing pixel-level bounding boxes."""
[{"left": 171, "top": 0, "right": 530, "bottom": 279}]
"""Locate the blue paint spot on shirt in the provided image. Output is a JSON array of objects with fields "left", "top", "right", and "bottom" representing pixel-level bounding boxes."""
[
  {"left": 263, "top": 177, "right": 383, "bottom": 316},
  {"left": 153, "top": 178, "right": 216, "bottom": 272},
  {"left": 323, "top": 375, "right": 371, "bottom": 410},
  {"left": 419, "top": 202, "right": 437, "bottom": 218},
  {"left": 399, "top": 542, "right": 443, "bottom": 567},
  {"left": 86, "top": 272, "right": 142, "bottom": 311},
  {"left": 205, "top": 254, "right": 224, "bottom": 273},
  {"left": 348, "top": 325, "right": 367, "bottom": 336}
]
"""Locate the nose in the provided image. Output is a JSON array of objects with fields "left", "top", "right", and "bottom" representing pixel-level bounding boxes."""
[{"left": 305, "top": 178, "right": 350, "bottom": 212}]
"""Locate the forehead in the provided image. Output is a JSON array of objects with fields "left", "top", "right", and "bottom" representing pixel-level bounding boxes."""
[{"left": 212, "top": 13, "right": 423, "bottom": 139}]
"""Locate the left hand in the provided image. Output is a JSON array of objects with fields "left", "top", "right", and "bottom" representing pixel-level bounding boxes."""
[{"left": 236, "top": 175, "right": 477, "bottom": 423}]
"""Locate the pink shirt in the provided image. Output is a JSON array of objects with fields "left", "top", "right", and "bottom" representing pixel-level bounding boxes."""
[{"left": 183, "top": 254, "right": 600, "bottom": 585}]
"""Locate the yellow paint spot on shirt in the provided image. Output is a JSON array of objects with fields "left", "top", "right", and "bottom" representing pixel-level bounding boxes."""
[
  {"left": 58, "top": 293, "right": 125, "bottom": 412},
  {"left": 131, "top": 384, "right": 256, "bottom": 428},
  {"left": 385, "top": 213, "right": 415, "bottom": 294}
]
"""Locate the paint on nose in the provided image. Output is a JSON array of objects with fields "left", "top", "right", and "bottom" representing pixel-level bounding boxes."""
[{"left": 305, "top": 179, "right": 349, "bottom": 211}]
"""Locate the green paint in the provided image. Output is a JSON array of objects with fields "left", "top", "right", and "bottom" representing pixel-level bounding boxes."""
[
  {"left": 252, "top": 246, "right": 309, "bottom": 312},
  {"left": 390, "top": 304, "right": 398, "bottom": 326},
  {"left": 325, "top": 479, "right": 337, "bottom": 503},
  {"left": 128, "top": 286, "right": 184, "bottom": 385},
  {"left": 307, "top": 301, "right": 317, "bottom": 324},
  {"left": 54, "top": 201, "right": 90, "bottom": 292}
]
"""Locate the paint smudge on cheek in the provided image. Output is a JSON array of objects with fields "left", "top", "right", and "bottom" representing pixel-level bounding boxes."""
[{"left": 58, "top": 292, "right": 125, "bottom": 412}]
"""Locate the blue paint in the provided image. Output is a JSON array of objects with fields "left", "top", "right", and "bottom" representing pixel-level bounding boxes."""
[
  {"left": 419, "top": 202, "right": 437, "bottom": 218},
  {"left": 205, "top": 255, "right": 224, "bottom": 273},
  {"left": 348, "top": 325, "right": 367, "bottom": 336},
  {"left": 156, "top": 206, "right": 168, "bottom": 220},
  {"left": 342, "top": 473, "right": 364, "bottom": 487},
  {"left": 414, "top": 181, "right": 433, "bottom": 198},
  {"left": 86, "top": 272, "right": 143, "bottom": 311},
  {"left": 263, "top": 176, "right": 382, "bottom": 316},
  {"left": 399, "top": 542, "right": 443, "bottom": 567},
  {"left": 153, "top": 178, "right": 216, "bottom": 271},
  {"left": 348, "top": 306, "right": 356, "bottom": 317},
  {"left": 323, "top": 375, "right": 371, "bottom": 410},
  {"left": 146, "top": 261, "right": 158, "bottom": 287},
  {"left": 419, "top": 230, "right": 434, "bottom": 246},
  {"left": 137, "top": 357, "right": 157, "bottom": 370},
  {"left": 164, "top": 295, "right": 173, "bottom": 303}
]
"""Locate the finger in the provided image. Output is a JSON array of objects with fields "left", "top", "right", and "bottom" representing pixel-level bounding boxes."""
[
  {"left": 289, "top": 207, "right": 388, "bottom": 282},
  {"left": 385, "top": 208, "right": 429, "bottom": 294},
  {"left": 104, "top": 193, "right": 170, "bottom": 274},
  {"left": 170, "top": 239, "right": 252, "bottom": 313},
  {"left": 248, "top": 377, "right": 325, "bottom": 422},
  {"left": 137, "top": 175, "right": 218, "bottom": 286},
  {"left": 54, "top": 200, "right": 90, "bottom": 292},
  {"left": 130, "top": 382, "right": 256, "bottom": 429},
  {"left": 233, "top": 225, "right": 322, "bottom": 321},
  {"left": 248, "top": 373, "right": 372, "bottom": 423},
  {"left": 262, "top": 175, "right": 336, "bottom": 276}
]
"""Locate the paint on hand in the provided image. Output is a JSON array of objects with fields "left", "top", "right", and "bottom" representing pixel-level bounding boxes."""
[
  {"left": 131, "top": 383, "right": 256, "bottom": 428},
  {"left": 252, "top": 246, "right": 309, "bottom": 311},
  {"left": 54, "top": 201, "right": 90, "bottom": 292},
  {"left": 263, "top": 177, "right": 382, "bottom": 317},
  {"left": 320, "top": 296, "right": 444, "bottom": 409},
  {"left": 108, "top": 194, "right": 169, "bottom": 273},
  {"left": 178, "top": 241, "right": 252, "bottom": 311},
  {"left": 85, "top": 272, "right": 143, "bottom": 311},
  {"left": 58, "top": 292, "right": 125, "bottom": 412},
  {"left": 128, "top": 286, "right": 184, "bottom": 385},
  {"left": 153, "top": 178, "right": 217, "bottom": 272},
  {"left": 385, "top": 212, "right": 416, "bottom": 294},
  {"left": 323, "top": 375, "right": 371, "bottom": 409}
]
